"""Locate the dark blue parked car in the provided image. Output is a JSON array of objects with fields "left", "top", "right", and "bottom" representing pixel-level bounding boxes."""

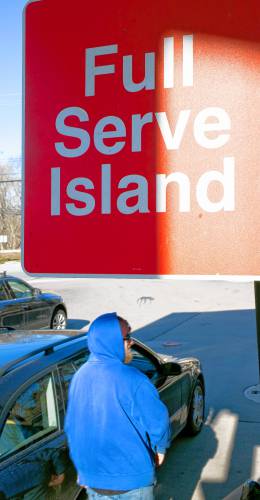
[
  {"left": 0, "top": 330, "right": 205, "bottom": 499},
  {"left": 0, "top": 273, "right": 67, "bottom": 330}
]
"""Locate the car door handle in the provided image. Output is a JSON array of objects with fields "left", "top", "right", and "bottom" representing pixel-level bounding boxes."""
[{"left": 21, "top": 305, "right": 30, "bottom": 310}]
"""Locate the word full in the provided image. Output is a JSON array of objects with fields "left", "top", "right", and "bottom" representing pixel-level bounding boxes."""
[{"left": 85, "top": 35, "right": 194, "bottom": 96}]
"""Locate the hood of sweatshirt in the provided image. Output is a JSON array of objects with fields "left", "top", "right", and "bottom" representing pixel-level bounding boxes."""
[{"left": 87, "top": 312, "right": 125, "bottom": 362}]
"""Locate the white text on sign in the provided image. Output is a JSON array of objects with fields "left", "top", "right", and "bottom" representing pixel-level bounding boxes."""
[{"left": 51, "top": 35, "right": 235, "bottom": 217}]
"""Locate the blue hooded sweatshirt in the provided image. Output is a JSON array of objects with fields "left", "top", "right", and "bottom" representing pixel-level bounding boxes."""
[{"left": 65, "top": 313, "right": 171, "bottom": 491}]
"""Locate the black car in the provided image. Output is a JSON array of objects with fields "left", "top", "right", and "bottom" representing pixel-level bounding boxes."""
[
  {"left": 0, "top": 273, "right": 67, "bottom": 330},
  {"left": 0, "top": 331, "right": 205, "bottom": 499}
]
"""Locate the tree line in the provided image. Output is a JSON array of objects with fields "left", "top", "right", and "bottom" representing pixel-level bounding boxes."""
[{"left": 0, "top": 162, "right": 21, "bottom": 250}]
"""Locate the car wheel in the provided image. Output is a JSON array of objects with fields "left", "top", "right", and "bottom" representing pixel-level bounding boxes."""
[
  {"left": 185, "top": 379, "right": 204, "bottom": 435},
  {"left": 51, "top": 309, "right": 67, "bottom": 330}
]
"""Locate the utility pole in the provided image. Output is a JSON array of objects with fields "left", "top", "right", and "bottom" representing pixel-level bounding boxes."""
[
  {"left": 244, "top": 282, "right": 260, "bottom": 402},
  {"left": 254, "top": 282, "right": 260, "bottom": 382}
]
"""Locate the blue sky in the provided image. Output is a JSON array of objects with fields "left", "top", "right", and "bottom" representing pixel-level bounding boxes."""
[{"left": 0, "top": 0, "right": 27, "bottom": 163}]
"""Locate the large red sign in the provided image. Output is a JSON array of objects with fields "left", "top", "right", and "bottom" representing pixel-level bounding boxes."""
[{"left": 23, "top": 0, "right": 260, "bottom": 276}]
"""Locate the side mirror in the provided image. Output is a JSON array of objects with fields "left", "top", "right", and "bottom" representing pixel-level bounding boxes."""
[
  {"left": 33, "top": 288, "right": 41, "bottom": 297},
  {"left": 160, "top": 361, "right": 182, "bottom": 376}
]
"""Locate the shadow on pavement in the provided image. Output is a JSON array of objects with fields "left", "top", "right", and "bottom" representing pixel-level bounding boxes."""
[
  {"left": 134, "top": 309, "right": 258, "bottom": 419},
  {"left": 67, "top": 318, "right": 90, "bottom": 329},
  {"left": 155, "top": 426, "right": 217, "bottom": 500},
  {"left": 134, "top": 309, "right": 260, "bottom": 499}
]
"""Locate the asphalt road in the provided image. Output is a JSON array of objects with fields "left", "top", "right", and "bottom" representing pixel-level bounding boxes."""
[{"left": 1, "top": 261, "right": 260, "bottom": 499}]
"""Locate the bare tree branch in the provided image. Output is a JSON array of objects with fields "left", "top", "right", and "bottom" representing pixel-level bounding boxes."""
[{"left": 0, "top": 162, "right": 21, "bottom": 250}]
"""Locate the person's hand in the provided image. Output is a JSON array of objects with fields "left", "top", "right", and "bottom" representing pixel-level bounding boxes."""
[
  {"left": 48, "top": 473, "right": 65, "bottom": 487},
  {"left": 155, "top": 452, "right": 165, "bottom": 466}
]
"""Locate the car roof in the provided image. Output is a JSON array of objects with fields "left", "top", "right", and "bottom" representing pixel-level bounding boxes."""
[{"left": 0, "top": 332, "right": 71, "bottom": 367}]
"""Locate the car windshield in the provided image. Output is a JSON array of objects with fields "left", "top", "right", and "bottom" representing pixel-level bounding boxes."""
[{"left": 7, "top": 280, "right": 33, "bottom": 299}]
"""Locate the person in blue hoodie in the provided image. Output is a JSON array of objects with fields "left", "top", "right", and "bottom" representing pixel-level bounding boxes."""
[{"left": 65, "top": 313, "right": 171, "bottom": 499}]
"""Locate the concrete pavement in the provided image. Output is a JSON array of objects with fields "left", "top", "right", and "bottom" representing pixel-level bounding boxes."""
[{"left": 1, "top": 260, "right": 259, "bottom": 499}]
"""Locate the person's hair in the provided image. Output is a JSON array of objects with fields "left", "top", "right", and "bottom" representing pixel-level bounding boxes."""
[
  {"left": 117, "top": 316, "right": 132, "bottom": 339},
  {"left": 117, "top": 316, "right": 127, "bottom": 328}
]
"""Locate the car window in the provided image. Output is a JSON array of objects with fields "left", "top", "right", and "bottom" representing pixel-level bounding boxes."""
[
  {"left": 59, "top": 352, "right": 88, "bottom": 407},
  {"left": 0, "top": 374, "right": 58, "bottom": 460},
  {"left": 0, "top": 282, "right": 7, "bottom": 301},
  {"left": 7, "top": 279, "right": 33, "bottom": 299},
  {"left": 130, "top": 347, "right": 160, "bottom": 384},
  {"left": 59, "top": 361, "right": 77, "bottom": 396}
]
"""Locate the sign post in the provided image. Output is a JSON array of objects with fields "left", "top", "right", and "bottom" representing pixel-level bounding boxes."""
[
  {"left": 254, "top": 282, "right": 260, "bottom": 392},
  {"left": 243, "top": 282, "right": 260, "bottom": 401}
]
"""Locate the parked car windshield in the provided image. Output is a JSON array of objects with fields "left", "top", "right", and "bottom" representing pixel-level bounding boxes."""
[{"left": 7, "top": 280, "right": 33, "bottom": 299}]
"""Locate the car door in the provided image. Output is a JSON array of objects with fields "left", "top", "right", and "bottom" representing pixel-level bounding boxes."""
[
  {"left": 0, "top": 279, "right": 25, "bottom": 329},
  {"left": 130, "top": 343, "right": 183, "bottom": 437},
  {"left": 6, "top": 278, "right": 49, "bottom": 329},
  {"left": 0, "top": 371, "right": 78, "bottom": 500}
]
